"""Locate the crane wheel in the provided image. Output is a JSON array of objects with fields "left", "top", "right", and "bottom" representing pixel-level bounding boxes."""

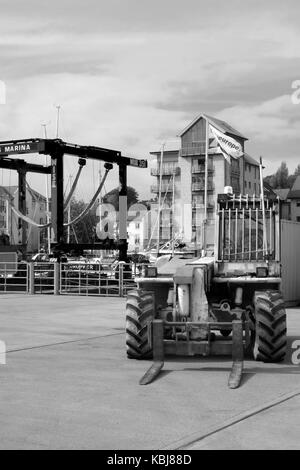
[
  {"left": 126, "top": 289, "right": 155, "bottom": 359},
  {"left": 253, "top": 290, "right": 287, "bottom": 362}
]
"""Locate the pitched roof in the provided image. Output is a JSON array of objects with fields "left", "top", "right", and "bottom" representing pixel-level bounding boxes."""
[
  {"left": 0, "top": 185, "right": 46, "bottom": 201},
  {"left": 0, "top": 186, "right": 18, "bottom": 198},
  {"left": 178, "top": 113, "right": 248, "bottom": 140},
  {"left": 27, "top": 185, "right": 46, "bottom": 202},
  {"left": 274, "top": 188, "right": 290, "bottom": 201},
  {"left": 263, "top": 181, "right": 277, "bottom": 197},
  {"left": 288, "top": 175, "right": 300, "bottom": 199},
  {"left": 244, "top": 153, "right": 259, "bottom": 167}
]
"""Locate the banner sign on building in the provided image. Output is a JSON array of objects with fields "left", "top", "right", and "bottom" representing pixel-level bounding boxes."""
[{"left": 209, "top": 125, "right": 243, "bottom": 163}]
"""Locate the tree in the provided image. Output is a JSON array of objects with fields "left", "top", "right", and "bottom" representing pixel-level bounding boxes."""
[
  {"left": 274, "top": 162, "right": 289, "bottom": 188},
  {"left": 102, "top": 186, "right": 139, "bottom": 210},
  {"left": 294, "top": 164, "right": 300, "bottom": 176},
  {"left": 264, "top": 162, "right": 300, "bottom": 189},
  {"left": 264, "top": 174, "right": 276, "bottom": 188},
  {"left": 65, "top": 198, "right": 97, "bottom": 244}
]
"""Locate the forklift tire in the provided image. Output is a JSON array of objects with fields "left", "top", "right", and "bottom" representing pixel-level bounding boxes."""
[
  {"left": 126, "top": 289, "right": 155, "bottom": 359},
  {"left": 253, "top": 290, "right": 287, "bottom": 362}
]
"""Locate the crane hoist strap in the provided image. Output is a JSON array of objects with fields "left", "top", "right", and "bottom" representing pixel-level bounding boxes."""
[
  {"left": 64, "top": 163, "right": 85, "bottom": 211},
  {"left": 11, "top": 206, "right": 51, "bottom": 228},
  {"left": 63, "top": 166, "right": 111, "bottom": 228}
]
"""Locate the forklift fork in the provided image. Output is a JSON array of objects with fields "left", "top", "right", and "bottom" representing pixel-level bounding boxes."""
[{"left": 140, "top": 320, "right": 245, "bottom": 389}]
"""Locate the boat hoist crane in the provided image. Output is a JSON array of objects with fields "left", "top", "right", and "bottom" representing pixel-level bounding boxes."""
[{"left": 0, "top": 138, "right": 147, "bottom": 261}]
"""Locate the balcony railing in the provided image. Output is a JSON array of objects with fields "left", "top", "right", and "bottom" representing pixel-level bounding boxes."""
[
  {"left": 192, "top": 202, "right": 215, "bottom": 209},
  {"left": 151, "top": 165, "right": 180, "bottom": 176},
  {"left": 151, "top": 185, "right": 173, "bottom": 193},
  {"left": 180, "top": 143, "right": 206, "bottom": 156},
  {"left": 192, "top": 164, "right": 214, "bottom": 174},
  {"left": 192, "top": 183, "right": 214, "bottom": 191}
]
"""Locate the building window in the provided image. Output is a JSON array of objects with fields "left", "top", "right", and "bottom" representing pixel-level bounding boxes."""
[
  {"left": 231, "top": 176, "right": 240, "bottom": 193},
  {"left": 297, "top": 217, "right": 300, "bottom": 223},
  {"left": 296, "top": 202, "right": 300, "bottom": 207},
  {"left": 135, "top": 223, "right": 140, "bottom": 229},
  {"left": 248, "top": 181, "right": 251, "bottom": 189}
]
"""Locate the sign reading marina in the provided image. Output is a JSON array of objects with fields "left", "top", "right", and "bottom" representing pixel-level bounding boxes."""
[{"left": 0, "top": 140, "right": 42, "bottom": 156}]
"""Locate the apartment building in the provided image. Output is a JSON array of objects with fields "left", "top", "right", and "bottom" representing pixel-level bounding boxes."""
[
  {"left": 0, "top": 185, "right": 48, "bottom": 252},
  {"left": 150, "top": 113, "right": 260, "bottom": 252},
  {"left": 127, "top": 207, "right": 152, "bottom": 252},
  {"left": 149, "top": 149, "right": 181, "bottom": 243}
]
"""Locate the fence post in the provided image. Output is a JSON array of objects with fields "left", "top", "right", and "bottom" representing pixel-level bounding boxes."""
[
  {"left": 29, "top": 262, "right": 35, "bottom": 295},
  {"left": 119, "top": 261, "right": 124, "bottom": 297},
  {"left": 54, "top": 262, "right": 60, "bottom": 295}
]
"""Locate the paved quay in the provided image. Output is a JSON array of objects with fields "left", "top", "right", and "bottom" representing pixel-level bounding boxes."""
[{"left": 0, "top": 294, "right": 299, "bottom": 449}]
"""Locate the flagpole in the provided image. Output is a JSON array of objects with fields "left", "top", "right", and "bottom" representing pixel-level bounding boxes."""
[{"left": 203, "top": 117, "right": 209, "bottom": 253}]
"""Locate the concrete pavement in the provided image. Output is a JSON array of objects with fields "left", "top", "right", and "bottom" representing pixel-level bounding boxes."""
[{"left": 0, "top": 295, "right": 299, "bottom": 449}]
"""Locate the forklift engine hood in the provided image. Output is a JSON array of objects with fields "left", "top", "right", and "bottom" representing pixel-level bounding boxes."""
[{"left": 155, "top": 255, "right": 215, "bottom": 278}]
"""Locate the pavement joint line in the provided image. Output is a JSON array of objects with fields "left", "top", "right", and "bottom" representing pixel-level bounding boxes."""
[
  {"left": 5, "top": 332, "right": 124, "bottom": 354},
  {"left": 161, "top": 389, "right": 300, "bottom": 450}
]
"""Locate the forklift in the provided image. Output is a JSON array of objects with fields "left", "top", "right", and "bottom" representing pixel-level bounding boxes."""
[{"left": 125, "top": 191, "right": 287, "bottom": 388}]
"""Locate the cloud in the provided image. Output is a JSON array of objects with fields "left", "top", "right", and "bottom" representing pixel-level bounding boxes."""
[
  {"left": 0, "top": 72, "right": 186, "bottom": 200},
  {"left": 217, "top": 95, "right": 300, "bottom": 141},
  {"left": 0, "top": 0, "right": 300, "bottom": 199}
]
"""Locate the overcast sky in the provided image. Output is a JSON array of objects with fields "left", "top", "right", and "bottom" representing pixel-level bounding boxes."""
[{"left": 0, "top": 0, "right": 299, "bottom": 200}]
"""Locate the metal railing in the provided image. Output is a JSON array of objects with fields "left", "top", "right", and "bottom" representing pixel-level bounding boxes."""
[
  {"left": 60, "top": 261, "right": 120, "bottom": 296},
  {"left": 59, "top": 261, "right": 146, "bottom": 297},
  {"left": 180, "top": 143, "right": 206, "bottom": 156},
  {"left": 192, "top": 163, "right": 214, "bottom": 174},
  {"left": 0, "top": 261, "right": 28, "bottom": 293},
  {"left": 30, "top": 262, "right": 56, "bottom": 294},
  {"left": 0, "top": 260, "right": 146, "bottom": 297},
  {"left": 192, "top": 182, "right": 214, "bottom": 191}
]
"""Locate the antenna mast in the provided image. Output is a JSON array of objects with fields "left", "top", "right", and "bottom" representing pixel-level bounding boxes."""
[{"left": 55, "top": 105, "right": 61, "bottom": 138}]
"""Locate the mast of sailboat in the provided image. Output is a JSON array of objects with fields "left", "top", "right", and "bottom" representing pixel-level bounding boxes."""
[
  {"left": 67, "top": 175, "right": 72, "bottom": 243},
  {"left": 156, "top": 142, "right": 165, "bottom": 257},
  {"left": 171, "top": 167, "right": 176, "bottom": 257},
  {"left": 41, "top": 123, "right": 51, "bottom": 253}
]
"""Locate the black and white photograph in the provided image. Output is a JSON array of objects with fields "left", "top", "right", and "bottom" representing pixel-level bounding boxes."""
[{"left": 0, "top": 0, "right": 299, "bottom": 455}]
